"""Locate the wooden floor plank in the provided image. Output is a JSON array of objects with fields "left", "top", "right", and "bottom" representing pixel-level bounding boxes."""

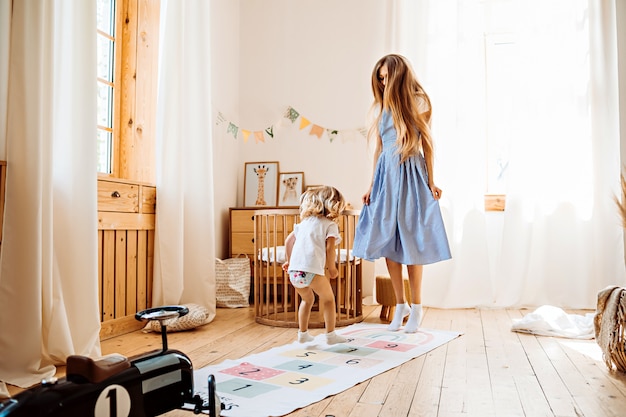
[
  {"left": 509, "top": 309, "right": 589, "bottom": 417},
  {"left": 408, "top": 309, "right": 455, "bottom": 416},
  {"left": 438, "top": 308, "right": 470, "bottom": 416},
  {"left": 481, "top": 308, "right": 527, "bottom": 416}
]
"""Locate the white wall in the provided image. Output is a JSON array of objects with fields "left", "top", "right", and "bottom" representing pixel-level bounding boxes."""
[{"left": 235, "top": 0, "right": 388, "bottom": 208}]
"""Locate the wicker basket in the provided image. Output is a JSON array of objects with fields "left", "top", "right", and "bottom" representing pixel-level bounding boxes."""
[{"left": 595, "top": 286, "right": 626, "bottom": 372}]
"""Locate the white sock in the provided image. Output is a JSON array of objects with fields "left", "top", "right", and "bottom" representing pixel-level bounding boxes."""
[
  {"left": 298, "top": 330, "right": 314, "bottom": 343},
  {"left": 404, "top": 304, "right": 423, "bottom": 333},
  {"left": 387, "top": 303, "right": 410, "bottom": 331},
  {"left": 325, "top": 331, "right": 347, "bottom": 345}
]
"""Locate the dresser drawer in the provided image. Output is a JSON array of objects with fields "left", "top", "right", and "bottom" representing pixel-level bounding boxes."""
[
  {"left": 98, "top": 181, "right": 139, "bottom": 213},
  {"left": 230, "top": 209, "right": 255, "bottom": 233},
  {"left": 230, "top": 209, "right": 295, "bottom": 233},
  {"left": 231, "top": 232, "right": 255, "bottom": 257}
]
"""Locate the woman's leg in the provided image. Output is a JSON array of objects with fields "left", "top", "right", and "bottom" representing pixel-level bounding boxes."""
[
  {"left": 405, "top": 264, "right": 424, "bottom": 333},
  {"left": 406, "top": 264, "right": 423, "bottom": 304},
  {"left": 386, "top": 258, "right": 405, "bottom": 304},
  {"left": 386, "top": 258, "right": 410, "bottom": 331}
]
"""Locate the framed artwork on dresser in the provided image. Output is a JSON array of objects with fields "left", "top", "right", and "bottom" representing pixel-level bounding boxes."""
[
  {"left": 278, "top": 172, "right": 304, "bottom": 207},
  {"left": 244, "top": 161, "right": 279, "bottom": 207}
]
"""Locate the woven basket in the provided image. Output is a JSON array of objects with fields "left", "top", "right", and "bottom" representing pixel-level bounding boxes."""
[
  {"left": 215, "top": 255, "right": 251, "bottom": 308},
  {"left": 595, "top": 286, "right": 626, "bottom": 372}
]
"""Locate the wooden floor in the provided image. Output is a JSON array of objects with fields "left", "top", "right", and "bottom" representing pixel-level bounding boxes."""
[
  {"left": 7, "top": 305, "right": 626, "bottom": 416},
  {"left": 100, "top": 305, "right": 626, "bottom": 417}
]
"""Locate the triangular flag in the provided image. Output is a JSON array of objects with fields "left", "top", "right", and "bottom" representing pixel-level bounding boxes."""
[
  {"left": 327, "top": 129, "right": 339, "bottom": 143},
  {"left": 310, "top": 124, "right": 324, "bottom": 139},
  {"left": 299, "top": 117, "right": 311, "bottom": 130},
  {"left": 358, "top": 127, "right": 368, "bottom": 138},
  {"left": 227, "top": 122, "right": 238, "bottom": 139},
  {"left": 242, "top": 129, "right": 251, "bottom": 143},
  {"left": 254, "top": 131, "right": 265, "bottom": 143},
  {"left": 285, "top": 107, "right": 299, "bottom": 122},
  {"left": 216, "top": 112, "right": 226, "bottom": 125},
  {"left": 265, "top": 126, "right": 274, "bottom": 138}
]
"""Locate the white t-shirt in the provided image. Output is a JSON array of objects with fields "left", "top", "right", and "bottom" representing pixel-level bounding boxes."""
[{"left": 288, "top": 216, "right": 342, "bottom": 276}]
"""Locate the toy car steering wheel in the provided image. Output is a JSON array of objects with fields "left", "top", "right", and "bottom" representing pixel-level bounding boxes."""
[
  {"left": 136, "top": 305, "right": 189, "bottom": 352},
  {"left": 135, "top": 305, "right": 189, "bottom": 322}
]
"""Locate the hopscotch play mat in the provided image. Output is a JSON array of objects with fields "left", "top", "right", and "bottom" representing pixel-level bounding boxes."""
[{"left": 191, "top": 323, "right": 462, "bottom": 417}]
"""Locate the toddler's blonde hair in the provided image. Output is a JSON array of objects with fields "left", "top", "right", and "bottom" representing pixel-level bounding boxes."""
[{"left": 299, "top": 186, "right": 346, "bottom": 222}]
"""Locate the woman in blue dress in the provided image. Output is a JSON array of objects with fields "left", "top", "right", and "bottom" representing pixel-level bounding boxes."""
[{"left": 353, "top": 54, "right": 451, "bottom": 333}]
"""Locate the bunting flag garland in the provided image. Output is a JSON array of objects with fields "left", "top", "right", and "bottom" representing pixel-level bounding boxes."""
[
  {"left": 285, "top": 107, "right": 299, "bottom": 122},
  {"left": 227, "top": 122, "right": 238, "bottom": 139},
  {"left": 254, "top": 131, "right": 265, "bottom": 144},
  {"left": 299, "top": 116, "right": 311, "bottom": 130},
  {"left": 215, "top": 106, "right": 366, "bottom": 144},
  {"left": 241, "top": 129, "right": 251, "bottom": 143},
  {"left": 310, "top": 124, "right": 324, "bottom": 139}
]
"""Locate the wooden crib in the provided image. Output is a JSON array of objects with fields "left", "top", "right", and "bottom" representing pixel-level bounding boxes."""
[{"left": 253, "top": 208, "right": 363, "bottom": 328}]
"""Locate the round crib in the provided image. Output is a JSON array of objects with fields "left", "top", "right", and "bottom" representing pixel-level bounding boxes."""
[{"left": 252, "top": 208, "right": 363, "bottom": 328}]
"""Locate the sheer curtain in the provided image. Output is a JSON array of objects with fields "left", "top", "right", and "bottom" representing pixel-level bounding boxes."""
[
  {"left": 152, "top": 0, "right": 217, "bottom": 316},
  {"left": 393, "top": 0, "right": 625, "bottom": 308},
  {"left": 0, "top": 0, "right": 101, "bottom": 388}
]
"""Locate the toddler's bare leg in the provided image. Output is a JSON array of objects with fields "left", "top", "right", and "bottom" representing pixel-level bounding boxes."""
[
  {"left": 295, "top": 287, "right": 315, "bottom": 342},
  {"left": 309, "top": 275, "right": 346, "bottom": 344}
]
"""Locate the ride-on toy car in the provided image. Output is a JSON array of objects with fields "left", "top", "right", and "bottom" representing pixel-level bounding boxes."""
[{"left": 0, "top": 305, "right": 222, "bottom": 416}]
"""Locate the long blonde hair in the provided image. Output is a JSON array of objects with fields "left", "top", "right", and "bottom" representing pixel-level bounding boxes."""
[
  {"left": 299, "top": 186, "right": 346, "bottom": 222},
  {"left": 369, "top": 54, "right": 434, "bottom": 165}
]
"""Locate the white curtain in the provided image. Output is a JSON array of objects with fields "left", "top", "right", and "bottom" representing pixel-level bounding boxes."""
[
  {"left": 0, "top": 0, "right": 101, "bottom": 388},
  {"left": 391, "top": 0, "right": 625, "bottom": 308},
  {"left": 152, "top": 0, "right": 217, "bottom": 316}
]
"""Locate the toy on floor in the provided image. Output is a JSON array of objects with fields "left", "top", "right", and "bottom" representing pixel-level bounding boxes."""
[{"left": 0, "top": 305, "right": 222, "bottom": 417}]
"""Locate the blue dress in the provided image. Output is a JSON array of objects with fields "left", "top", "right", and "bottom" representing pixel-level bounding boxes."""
[{"left": 353, "top": 110, "right": 451, "bottom": 265}]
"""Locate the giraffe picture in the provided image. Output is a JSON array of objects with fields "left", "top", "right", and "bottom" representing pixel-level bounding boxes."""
[{"left": 244, "top": 161, "right": 279, "bottom": 207}]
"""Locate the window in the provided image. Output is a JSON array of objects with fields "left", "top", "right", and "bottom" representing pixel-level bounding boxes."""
[
  {"left": 95, "top": 0, "right": 160, "bottom": 182},
  {"left": 96, "top": 0, "right": 118, "bottom": 174}
]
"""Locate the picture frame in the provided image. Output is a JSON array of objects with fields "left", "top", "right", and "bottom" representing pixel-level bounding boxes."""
[
  {"left": 278, "top": 172, "right": 305, "bottom": 207},
  {"left": 244, "top": 162, "right": 279, "bottom": 207}
]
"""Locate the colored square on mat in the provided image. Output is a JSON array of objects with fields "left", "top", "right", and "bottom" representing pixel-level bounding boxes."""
[
  {"left": 267, "top": 372, "right": 334, "bottom": 391},
  {"left": 275, "top": 360, "right": 336, "bottom": 375},
  {"left": 366, "top": 340, "right": 416, "bottom": 352},
  {"left": 218, "top": 378, "right": 281, "bottom": 399},
  {"left": 339, "top": 337, "right": 377, "bottom": 347},
  {"left": 220, "top": 362, "right": 285, "bottom": 380},
  {"left": 323, "top": 355, "right": 384, "bottom": 368},
  {"left": 325, "top": 344, "right": 377, "bottom": 356},
  {"left": 280, "top": 348, "right": 337, "bottom": 362}
]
